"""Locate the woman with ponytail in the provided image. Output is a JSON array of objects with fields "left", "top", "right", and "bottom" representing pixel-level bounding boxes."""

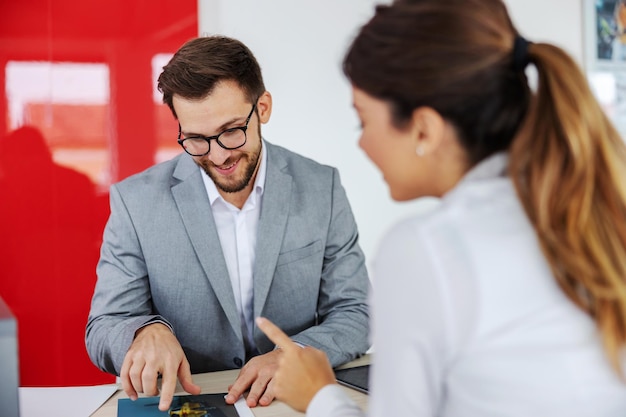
[{"left": 257, "top": 0, "right": 626, "bottom": 416}]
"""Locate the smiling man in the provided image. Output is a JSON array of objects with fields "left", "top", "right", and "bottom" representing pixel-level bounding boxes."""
[{"left": 85, "top": 36, "right": 370, "bottom": 412}]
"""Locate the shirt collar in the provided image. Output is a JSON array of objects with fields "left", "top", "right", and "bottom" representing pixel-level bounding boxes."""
[
  {"left": 460, "top": 151, "right": 508, "bottom": 183},
  {"left": 442, "top": 151, "right": 508, "bottom": 201}
]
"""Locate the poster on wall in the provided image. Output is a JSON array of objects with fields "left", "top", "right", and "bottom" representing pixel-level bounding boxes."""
[
  {"left": 587, "top": 0, "right": 626, "bottom": 67},
  {"left": 585, "top": 0, "right": 626, "bottom": 139}
]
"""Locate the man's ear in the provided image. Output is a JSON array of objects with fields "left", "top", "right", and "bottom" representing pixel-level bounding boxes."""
[
  {"left": 256, "top": 91, "right": 273, "bottom": 124},
  {"left": 410, "top": 106, "right": 446, "bottom": 155}
]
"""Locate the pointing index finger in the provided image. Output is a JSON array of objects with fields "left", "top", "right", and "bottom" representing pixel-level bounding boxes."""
[
  {"left": 256, "top": 317, "right": 298, "bottom": 352},
  {"left": 158, "top": 366, "right": 177, "bottom": 411}
]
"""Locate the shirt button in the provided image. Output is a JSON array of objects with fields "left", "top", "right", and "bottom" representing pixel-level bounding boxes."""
[{"left": 233, "top": 357, "right": 243, "bottom": 367}]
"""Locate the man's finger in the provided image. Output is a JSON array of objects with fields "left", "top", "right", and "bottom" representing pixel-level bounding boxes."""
[
  {"left": 178, "top": 358, "right": 202, "bottom": 395},
  {"left": 141, "top": 366, "right": 160, "bottom": 397},
  {"left": 246, "top": 375, "right": 271, "bottom": 407},
  {"left": 256, "top": 317, "right": 297, "bottom": 351},
  {"left": 158, "top": 367, "right": 177, "bottom": 412},
  {"left": 225, "top": 368, "right": 253, "bottom": 404},
  {"left": 120, "top": 358, "right": 138, "bottom": 401},
  {"left": 258, "top": 378, "right": 276, "bottom": 407}
]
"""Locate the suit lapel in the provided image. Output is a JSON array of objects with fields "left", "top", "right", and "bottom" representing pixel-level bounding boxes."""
[
  {"left": 253, "top": 143, "right": 292, "bottom": 317},
  {"left": 171, "top": 155, "right": 242, "bottom": 340}
]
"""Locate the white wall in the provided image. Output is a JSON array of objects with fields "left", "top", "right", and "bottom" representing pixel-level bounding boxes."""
[
  {"left": 198, "top": 0, "right": 584, "bottom": 269},
  {"left": 504, "top": 0, "right": 584, "bottom": 67}
]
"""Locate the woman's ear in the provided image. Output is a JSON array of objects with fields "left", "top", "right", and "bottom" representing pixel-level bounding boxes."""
[
  {"left": 256, "top": 91, "right": 273, "bottom": 124},
  {"left": 410, "top": 106, "right": 446, "bottom": 156}
]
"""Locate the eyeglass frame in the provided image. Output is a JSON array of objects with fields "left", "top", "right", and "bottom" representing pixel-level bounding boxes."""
[{"left": 177, "top": 103, "right": 257, "bottom": 156}]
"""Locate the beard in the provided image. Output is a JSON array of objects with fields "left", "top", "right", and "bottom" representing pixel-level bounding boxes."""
[{"left": 197, "top": 138, "right": 262, "bottom": 194}]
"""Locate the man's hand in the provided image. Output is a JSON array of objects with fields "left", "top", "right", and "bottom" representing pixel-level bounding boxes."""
[
  {"left": 225, "top": 348, "right": 282, "bottom": 407},
  {"left": 120, "top": 323, "right": 201, "bottom": 411},
  {"left": 255, "top": 317, "right": 336, "bottom": 412}
]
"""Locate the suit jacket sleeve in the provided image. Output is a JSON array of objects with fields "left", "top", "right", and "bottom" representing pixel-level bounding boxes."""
[{"left": 85, "top": 184, "right": 171, "bottom": 375}]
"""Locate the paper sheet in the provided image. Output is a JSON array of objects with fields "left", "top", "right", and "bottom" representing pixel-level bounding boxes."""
[
  {"left": 233, "top": 396, "right": 255, "bottom": 417},
  {"left": 19, "top": 384, "right": 118, "bottom": 417}
]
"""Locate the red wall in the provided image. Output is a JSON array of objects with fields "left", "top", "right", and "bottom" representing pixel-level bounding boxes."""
[{"left": 0, "top": 0, "right": 197, "bottom": 386}]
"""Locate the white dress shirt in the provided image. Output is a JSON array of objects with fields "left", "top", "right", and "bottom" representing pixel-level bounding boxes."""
[
  {"left": 308, "top": 152, "right": 626, "bottom": 417},
  {"left": 201, "top": 143, "right": 267, "bottom": 357}
]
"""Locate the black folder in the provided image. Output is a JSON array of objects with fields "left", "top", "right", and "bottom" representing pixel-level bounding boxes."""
[{"left": 334, "top": 364, "right": 370, "bottom": 394}]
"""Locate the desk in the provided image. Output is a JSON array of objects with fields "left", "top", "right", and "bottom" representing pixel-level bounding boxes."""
[{"left": 92, "top": 355, "right": 369, "bottom": 417}]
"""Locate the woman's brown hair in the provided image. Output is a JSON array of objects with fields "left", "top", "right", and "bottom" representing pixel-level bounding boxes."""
[{"left": 344, "top": 0, "right": 626, "bottom": 374}]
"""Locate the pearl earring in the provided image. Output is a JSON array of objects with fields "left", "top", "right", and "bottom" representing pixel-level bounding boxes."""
[{"left": 416, "top": 145, "right": 425, "bottom": 157}]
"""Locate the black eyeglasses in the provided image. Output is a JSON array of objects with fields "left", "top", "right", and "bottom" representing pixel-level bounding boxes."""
[{"left": 177, "top": 104, "right": 256, "bottom": 156}]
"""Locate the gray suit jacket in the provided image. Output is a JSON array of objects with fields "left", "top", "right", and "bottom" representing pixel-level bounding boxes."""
[{"left": 86, "top": 141, "right": 370, "bottom": 375}]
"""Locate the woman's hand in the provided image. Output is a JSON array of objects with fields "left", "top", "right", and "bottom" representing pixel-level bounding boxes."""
[{"left": 256, "top": 317, "right": 337, "bottom": 412}]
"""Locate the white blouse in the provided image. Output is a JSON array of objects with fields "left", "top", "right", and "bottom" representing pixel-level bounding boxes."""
[{"left": 308, "top": 153, "right": 626, "bottom": 417}]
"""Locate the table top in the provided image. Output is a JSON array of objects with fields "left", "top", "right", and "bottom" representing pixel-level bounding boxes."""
[{"left": 91, "top": 355, "right": 370, "bottom": 417}]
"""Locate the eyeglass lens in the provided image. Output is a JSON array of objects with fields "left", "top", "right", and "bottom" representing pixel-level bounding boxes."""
[{"left": 181, "top": 128, "right": 245, "bottom": 156}]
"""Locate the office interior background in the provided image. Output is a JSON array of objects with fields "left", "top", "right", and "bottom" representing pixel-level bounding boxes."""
[{"left": 0, "top": 0, "right": 611, "bottom": 387}]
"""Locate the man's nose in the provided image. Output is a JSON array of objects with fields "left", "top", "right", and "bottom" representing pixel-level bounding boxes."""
[{"left": 207, "top": 143, "right": 232, "bottom": 166}]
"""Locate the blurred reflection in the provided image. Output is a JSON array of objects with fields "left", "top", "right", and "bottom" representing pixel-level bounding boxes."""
[
  {"left": 5, "top": 61, "right": 111, "bottom": 190},
  {"left": 0, "top": 126, "right": 111, "bottom": 386},
  {"left": 0, "top": 0, "right": 196, "bottom": 386}
]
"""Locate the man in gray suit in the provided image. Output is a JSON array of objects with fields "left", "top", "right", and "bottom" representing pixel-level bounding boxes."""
[{"left": 85, "top": 36, "right": 370, "bottom": 412}]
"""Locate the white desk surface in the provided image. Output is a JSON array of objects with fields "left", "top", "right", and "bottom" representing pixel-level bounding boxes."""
[
  {"left": 91, "top": 355, "right": 369, "bottom": 417},
  {"left": 19, "top": 384, "right": 118, "bottom": 417}
]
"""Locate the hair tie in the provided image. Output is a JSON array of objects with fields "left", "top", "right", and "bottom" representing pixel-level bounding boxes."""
[{"left": 512, "top": 35, "right": 531, "bottom": 71}]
